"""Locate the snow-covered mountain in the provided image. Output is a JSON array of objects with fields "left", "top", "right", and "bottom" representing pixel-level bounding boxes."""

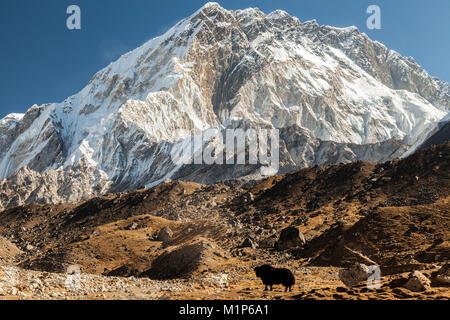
[{"left": 0, "top": 2, "right": 448, "bottom": 208}]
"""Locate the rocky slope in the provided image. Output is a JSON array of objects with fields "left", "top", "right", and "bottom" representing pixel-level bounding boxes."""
[
  {"left": 0, "top": 2, "right": 448, "bottom": 208},
  {"left": 0, "top": 143, "right": 448, "bottom": 300}
]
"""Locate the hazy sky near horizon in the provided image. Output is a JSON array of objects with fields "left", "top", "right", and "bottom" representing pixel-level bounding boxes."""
[{"left": 0, "top": 0, "right": 449, "bottom": 118}]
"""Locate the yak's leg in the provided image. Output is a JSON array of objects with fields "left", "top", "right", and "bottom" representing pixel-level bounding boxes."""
[{"left": 264, "top": 285, "right": 268, "bottom": 291}]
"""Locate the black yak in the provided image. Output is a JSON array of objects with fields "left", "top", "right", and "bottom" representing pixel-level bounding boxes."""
[{"left": 254, "top": 265, "right": 295, "bottom": 292}]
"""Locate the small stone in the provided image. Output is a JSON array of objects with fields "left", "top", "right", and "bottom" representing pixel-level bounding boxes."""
[
  {"left": 157, "top": 226, "right": 173, "bottom": 242},
  {"left": 404, "top": 271, "right": 431, "bottom": 292},
  {"left": 128, "top": 222, "right": 138, "bottom": 231}
]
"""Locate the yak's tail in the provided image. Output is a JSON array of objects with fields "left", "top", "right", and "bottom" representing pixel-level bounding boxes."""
[{"left": 290, "top": 272, "right": 296, "bottom": 285}]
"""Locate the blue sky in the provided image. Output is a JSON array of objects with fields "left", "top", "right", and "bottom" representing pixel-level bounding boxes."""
[{"left": 0, "top": 0, "right": 449, "bottom": 118}]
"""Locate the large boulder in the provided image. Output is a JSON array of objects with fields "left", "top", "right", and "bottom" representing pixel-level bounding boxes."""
[
  {"left": 435, "top": 263, "right": 450, "bottom": 284},
  {"left": 339, "top": 263, "right": 371, "bottom": 287},
  {"left": 404, "top": 271, "right": 431, "bottom": 292},
  {"left": 275, "top": 226, "right": 306, "bottom": 251}
]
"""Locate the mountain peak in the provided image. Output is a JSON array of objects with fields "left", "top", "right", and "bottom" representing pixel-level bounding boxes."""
[
  {"left": 201, "top": 2, "right": 222, "bottom": 9},
  {"left": 196, "top": 2, "right": 226, "bottom": 15},
  {"left": 267, "top": 9, "right": 291, "bottom": 20}
]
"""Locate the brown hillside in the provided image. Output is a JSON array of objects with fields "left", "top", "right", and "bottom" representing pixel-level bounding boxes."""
[{"left": 0, "top": 143, "right": 448, "bottom": 300}]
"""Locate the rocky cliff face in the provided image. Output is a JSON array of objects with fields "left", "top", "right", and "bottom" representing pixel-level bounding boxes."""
[{"left": 0, "top": 2, "right": 448, "bottom": 208}]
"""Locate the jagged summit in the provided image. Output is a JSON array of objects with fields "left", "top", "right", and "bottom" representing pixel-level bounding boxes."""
[
  {"left": 202, "top": 1, "right": 221, "bottom": 9},
  {"left": 0, "top": 3, "right": 448, "bottom": 208}
]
